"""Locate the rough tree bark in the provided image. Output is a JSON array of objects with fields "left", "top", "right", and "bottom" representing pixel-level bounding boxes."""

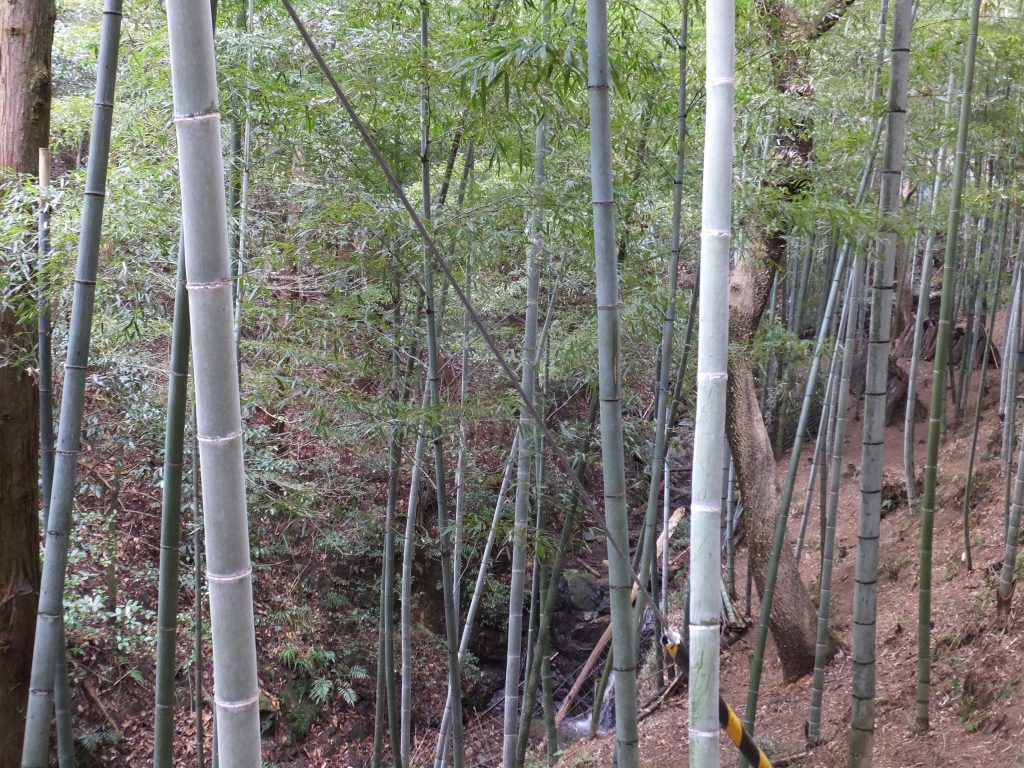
[
  {"left": 0, "top": 0, "right": 55, "bottom": 762},
  {"left": 727, "top": 0, "right": 854, "bottom": 682},
  {"left": 728, "top": 238, "right": 830, "bottom": 681}
]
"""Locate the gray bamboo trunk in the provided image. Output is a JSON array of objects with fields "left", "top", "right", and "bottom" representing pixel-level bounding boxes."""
[
  {"left": 37, "top": 148, "right": 54, "bottom": 533},
  {"left": 435, "top": 436, "right": 518, "bottom": 767},
  {"left": 417, "top": 0, "right": 464, "bottom": 760},
  {"left": 233, "top": 0, "right": 254, "bottom": 353},
  {"left": 193, "top": 424, "right": 206, "bottom": 768},
  {"left": 637, "top": 1, "right": 688, "bottom": 609},
  {"left": 998, "top": 388, "right": 1024, "bottom": 607},
  {"left": 501, "top": 117, "right": 543, "bottom": 768},
  {"left": 848, "top": 0, "right": 913, "bottom": 761},
  {"left": 808, "top": 257, "right": 862, "bottom": 744},
  {"left": 1002, "top": 257, "right": 1023, "bottom": 475},
  {"left": 912, "top": 0, "right": 980, "bottom": 736},
  {"left": 36, "top": 148, "right": 75, "bottom": 768},
  {"left": 21, "top": 3, "right": 122, "bottom": 763},
  {"left": 400, "top": 393, "right": 429, "bottom": 766},
  {"left": 689, "top": 0, "right": 733, "bottom": 763},
  {"left": 153, "top": 237, "right": 191, "bottom": 767},
  {"left": 585, "top": 0, "right": 639, "bottom": 762},
  {"left": 904, "top": 70, "right": 951, "bottom": 510},
  {"left": 167, "top": 0, "right": 262, "bottom": 760}
]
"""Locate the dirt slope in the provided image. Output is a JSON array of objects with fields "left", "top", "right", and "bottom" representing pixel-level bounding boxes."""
[{"left": 556, "top": 357, "right": 1024, "bottom": 768}]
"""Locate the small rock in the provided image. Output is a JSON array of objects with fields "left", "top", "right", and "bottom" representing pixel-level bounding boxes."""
[{"left": 564, "top": 569, "right": 602, "bottom": 612}]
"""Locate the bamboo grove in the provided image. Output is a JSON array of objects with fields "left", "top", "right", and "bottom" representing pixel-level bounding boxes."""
[{"left": 2, "top": 0, "right": 1024, "bottom": 765}]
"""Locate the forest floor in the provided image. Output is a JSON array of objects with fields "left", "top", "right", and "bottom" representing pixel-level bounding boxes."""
[
  {"left": 555, "top": 333, "right": 1024, "bottom": 767},
  {"left": 54, "top": 301, "right": 1024, "bottom": 768}
]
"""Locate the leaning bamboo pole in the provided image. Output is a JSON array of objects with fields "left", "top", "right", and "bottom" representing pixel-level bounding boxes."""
[
  {"left": 434, "top": 436, "right": 518, "bottom": 768},
  {"left": 167, "top": 0, "right": 262, "bottom": 758},
  {"left": 21, "top": 4, "right": 123, "bottom": 763},
  {"left": 373, "top": 271, "right": 405, "bottom": 768},
  {"left": 35, "top": 148, "right": 76, "bottom": 768}
]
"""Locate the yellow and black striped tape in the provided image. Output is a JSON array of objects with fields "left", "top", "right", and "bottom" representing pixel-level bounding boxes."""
[{"left": 663, "top": 636, "right": 772, "bottom": 768}]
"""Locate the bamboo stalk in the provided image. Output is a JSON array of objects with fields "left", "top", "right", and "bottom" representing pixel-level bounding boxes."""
[
  {"left": 637, "top": 0, "right": 689, "bottom": 631},
  {"left": 501, "top": 110, "right": 544, "bottom": 768},
  {"left": 911, "top": 0, "right": 978, "bottom": 737},
  {"left": 21, "top": 4, "right": 122, "bottom": 762},
  {"left": 962, "top": 256, "right": 1001, "bottom": 573},
  {"left": 417, "top": 0, "right": 464, "bottom": 760},
  {"left": 153, "top": 235, "right": 191, "bottom": 768},
  {"left": 807, "top": 255, "right": 863, "bottom": 744},
  {"left": 689, "top": 0, "right": 733, "bottom": 760},
  {"left": 585, "top": 0, "right": 641, "bottom": 760},
  {"left": 37, "top": 148, "right": 76, "bottom": 768},
  {"left": 905, "top": 70, "right": 953, "bottom": 509},
  {"left": 233, "top": 0, "right": 255, "bottom": 357},
  {"left": 37, "top": 148, "right": 54, "bottom": 532},
  {"left": 167, "top": 0, "right": 261, "bottom": 757},
  {"left": 374, "top": 270, "right": 405, "bottom": 768},
  {"left": 850, "top": 0, "right": 914, "bottom": 756},
  {"left": 400, "top": 390, "right": 428, "bottom": 766},
  {"left": 193, "top": 418, "right": 205, "bottom": 768},
  {"left": 434, "top": 436, "right": 518, "bottom": 767}
]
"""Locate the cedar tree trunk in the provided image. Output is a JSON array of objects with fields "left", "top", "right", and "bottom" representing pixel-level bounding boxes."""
[{"left": 0, "top": 0, "right": 55, "bottom": 762}]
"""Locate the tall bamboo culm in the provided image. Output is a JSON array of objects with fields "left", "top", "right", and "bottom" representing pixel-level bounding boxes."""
[
  {"left": 418, "top": 0, "right": 465, "bottom": 761},
  {"left": 999, "top": 334, "right": 1024, "bottom": 606},
  {"left": 585, "top": 0, "right": 639, "bottom": 762},
  {"left": 166, "top": 0, "right": 262, "bottom": 760},
  {"left": 807, "top": 261, "right": 862, "bottom": 744},
  {"left": 153, "top": 236, "right": 191, "bottom": 767},
  {"left": 36, "top": 148, "right": 76, "bottom": 768},
  {"left": 912, "top": 0, "right": 979, "bottom": 736},
  {"left": 849, "top": 0, "right": 913, "bottom": 760},
  {"left": 192, "top": 419, "right": 206, "bottom": 768},
  {"left": 233, "top": 0, "right": 255, "bottom": 354},
  {"left": 37, "top": 148, "right": 54, "bottom": 533},
  {"left": 400, "top": 393, "right": 428, "bottom": 766},
  {"left": 689, "top": 0, "right": 733, "bottom": 763},
  {"left": 21, "top": 4, "right": 122, "bottom": 763},
  {"left": 501, "top": 112, "right": 543, "bottom": 768},
  {"left": 637, "top": 0, "right": 688, "bottom": 614},
  {"left": 904, "top": 69, "right": 953, "bottom": 509}
]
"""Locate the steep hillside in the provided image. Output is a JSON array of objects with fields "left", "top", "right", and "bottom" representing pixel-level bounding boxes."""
[{"left": 556, "top": 353, "right": 1024, "bottom": 768}]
